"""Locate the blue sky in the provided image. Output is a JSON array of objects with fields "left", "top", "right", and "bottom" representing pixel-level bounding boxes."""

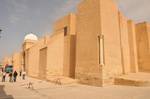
[{"left": 0, "top": 0, "right": 150, "bottom": 60}]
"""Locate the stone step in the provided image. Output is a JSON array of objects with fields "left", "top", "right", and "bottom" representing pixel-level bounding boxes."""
[{"left": 114, "top": 73, "right": 150, "bottom": 87}]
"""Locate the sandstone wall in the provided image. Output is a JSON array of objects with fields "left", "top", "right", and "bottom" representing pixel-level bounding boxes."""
[
  {"left": 53, "top": 13, "right": 76, "bottom": 78},
  {"left": 136, "top": 22, "right": 150, "bottom": 72},
  {"left": 46, "top": 32, "right": 64, "bottom": 79},
  {"left": 100, "top": 0, "right": 123, "bottom": 85},
  {"left": 2, "top": 57, "right": 12, "bottom": 66},
  {"left": 25, "top": 40, "right": 44, "bottom": 78},
  {"left": 12, "top": 52, "right": 22, "bottom": 72},
  {"left": 118, "top": 12, "right": 131, "bottom": 74},
  {"left": 127, "top": 20, "right": 138, "bottom": 73},
  {"left": 76, "top": 0, "right": 103, "bottom": 86},
  {"left": 53, "top": 13, "right": 76, "bottom": 35},
  {"left": 63, "top": 35, "right": 76, "bottom": 78},
  {"left": 76, "top": 0, "right": 126, "bottom": 86}
]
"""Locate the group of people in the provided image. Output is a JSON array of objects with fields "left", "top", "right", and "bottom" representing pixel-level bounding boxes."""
[{"left": 1, "top": 70, "right": 26, "bottom": 82}]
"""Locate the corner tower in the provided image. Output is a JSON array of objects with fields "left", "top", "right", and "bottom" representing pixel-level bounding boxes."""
[
  {"left": 23, "top": 33, "right": 38, "bottom": 50},
  {"left": 22, "top": 33, "right": 38, "bottom": 72},
  {"left": 76, "top": 0, "right": 123, "bottom": 86}
]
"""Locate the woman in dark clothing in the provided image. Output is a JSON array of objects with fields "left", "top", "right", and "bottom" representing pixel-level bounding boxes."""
[{"left": 13, "top": 71, "right": 18, "bottom": 82}]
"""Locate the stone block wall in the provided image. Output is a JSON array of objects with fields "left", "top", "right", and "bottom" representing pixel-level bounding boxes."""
[
  {"left": 76, "top": 0, "right": 103, "bottom": 86},
  {"left": 118, "top": 12, "right": 131, "bottom": 74},
  {"left": 100, "top": 0, "right": 123, "bottom": 84},
  {"left": 12, "top": 52, "right": 22, "bottom": 72},
  {"left": 136, "top": 22, "right": 150, "bottom": 72},
  {"left": 127, "top": 20, "right": 138, "bottom": 73},
  {"left": 46, "top": 32, "right": 64, "bottom": 79}
]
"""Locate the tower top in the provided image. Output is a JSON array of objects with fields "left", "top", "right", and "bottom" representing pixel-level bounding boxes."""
[{"left": 24, "top": 33, "right": 38, "bottom": 41}]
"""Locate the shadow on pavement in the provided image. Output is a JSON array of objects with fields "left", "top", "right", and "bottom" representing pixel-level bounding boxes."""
[{"left": 0, "top": 85, "right": 14, "bottom": 99}]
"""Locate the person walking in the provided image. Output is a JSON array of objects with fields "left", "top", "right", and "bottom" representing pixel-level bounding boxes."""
[
  {"left": 9, "top": 72, "right": 13, "bottom": 82},
  {"left": 2, "top": 72, "right": 6, "bottom": 82},
  {"left": 19, "top": 70, "right": 22, "bottom": 77},
  {"left": 13, "top": 71, "right": 18, "bottom": 82},
  {"left": 22, "top": 71, "right": 26, "bottom": 80}
]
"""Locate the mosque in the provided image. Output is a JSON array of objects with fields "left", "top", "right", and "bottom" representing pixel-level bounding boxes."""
[{"left": 1, "top": 0, "right": 150, "bottom": 86}]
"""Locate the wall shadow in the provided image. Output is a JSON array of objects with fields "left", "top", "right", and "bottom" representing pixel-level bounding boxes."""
[{"left": 0, "top": 85, "right": 14, "bottom": 99}]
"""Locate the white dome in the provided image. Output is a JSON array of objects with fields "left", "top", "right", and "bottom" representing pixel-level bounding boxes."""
[{"left": 24, "top": 33, "right": 38, "bottom": 41}]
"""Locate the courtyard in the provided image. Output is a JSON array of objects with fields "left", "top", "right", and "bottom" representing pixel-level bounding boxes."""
[{"left": 0, "top": 76, "right": 150, "bottom": 99}]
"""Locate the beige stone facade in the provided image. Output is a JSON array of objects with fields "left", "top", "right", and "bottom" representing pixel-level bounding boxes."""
[
  {"left": 1, "top": 52, "right": 22, "bottom": 72},
  {"left": 136, "top": 22, "right": 150, "bottom": 72},
  {"left": 1, "top": 0, "right": 150, "bottom": 86}
]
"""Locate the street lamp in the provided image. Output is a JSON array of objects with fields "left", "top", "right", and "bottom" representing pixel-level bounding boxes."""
[{"left": 0, "top": 29, "right": 2, "bottom": 38}]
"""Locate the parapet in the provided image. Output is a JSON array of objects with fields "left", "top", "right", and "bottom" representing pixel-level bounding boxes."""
[{"left": 53, "top": 13, "right": 76, "bottom": 36}]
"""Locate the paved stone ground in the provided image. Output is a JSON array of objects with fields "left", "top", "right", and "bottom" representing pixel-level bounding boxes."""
[{"left": 0, "top": 75, "right": 150, "bottom": 99}]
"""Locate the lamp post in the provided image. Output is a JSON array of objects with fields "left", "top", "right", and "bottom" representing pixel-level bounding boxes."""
[{"left": 0, "top": 29, "right": 2, "bottom": 38}]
